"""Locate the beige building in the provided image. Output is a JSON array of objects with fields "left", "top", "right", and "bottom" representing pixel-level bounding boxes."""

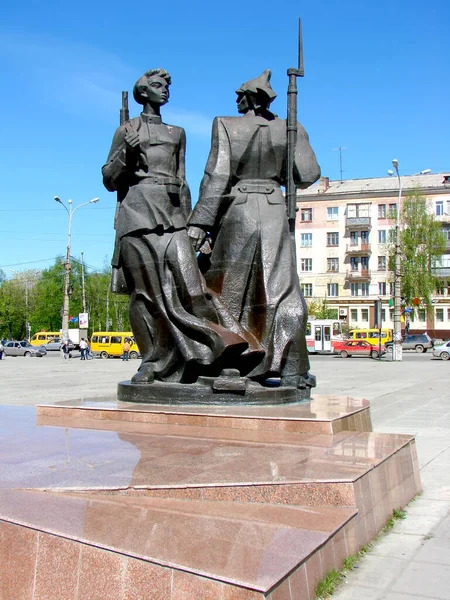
[{"left": 296, "top": 173, "right": 450, "bottom": 337}]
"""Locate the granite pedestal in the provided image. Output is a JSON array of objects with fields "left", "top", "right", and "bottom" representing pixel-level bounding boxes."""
[{"left": 0, "top": 394, "right": 421, "bottom": 599}]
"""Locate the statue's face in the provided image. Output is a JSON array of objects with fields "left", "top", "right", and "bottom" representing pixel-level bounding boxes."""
[
  {"left": 236, "top": 93, "right": 250, "bottom": 114},
  {"left": 142, "top": 75, "right": 170, "bottom": 106}
]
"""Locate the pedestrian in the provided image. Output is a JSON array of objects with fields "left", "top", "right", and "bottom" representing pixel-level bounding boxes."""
[
  {"left": 0, "top": 341, "right": 4, "bottom": 360},
  {"left": 79, "top": 338, "right": 88, "bottom": 360},
  {"left": 122, "top": 337, "right": 131, "bottom": 361},
  {"left": 61, "top": 340, "right": 70, "bottom": 360}
]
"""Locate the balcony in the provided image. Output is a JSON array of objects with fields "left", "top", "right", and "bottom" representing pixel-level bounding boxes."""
[
  {"left": 346, "top": 243, "right": 372, "bottom": 255},
  {"left": 345, "top": 269, "right": 371, "bottom": 281},
  {"left": 346, "top": 216, "right": 371, "bottom": 230}
]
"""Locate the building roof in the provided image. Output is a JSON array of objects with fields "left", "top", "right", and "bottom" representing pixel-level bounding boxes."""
[{"left": 297, "top": 173, "right": 450, "bottom": 199}]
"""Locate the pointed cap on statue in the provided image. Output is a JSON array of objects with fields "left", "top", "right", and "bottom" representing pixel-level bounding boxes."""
[{"left": 236, "top": 69, "right": 277, "bottom": 103}]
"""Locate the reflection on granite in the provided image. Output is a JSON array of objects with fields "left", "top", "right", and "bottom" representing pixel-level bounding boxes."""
[
  {"left": 0, "top": 406, "right": 412, "bottom": 492},
  {"left": 0, "top": 488, "right": 355, "bottom": 592},
  {"left": 0, "top": 404, "right": 421, "bottom": 599}
]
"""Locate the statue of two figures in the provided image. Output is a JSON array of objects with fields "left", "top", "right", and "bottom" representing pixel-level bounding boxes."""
[{"left": 102, "top": 68, "right": 320, "bottom": 402}]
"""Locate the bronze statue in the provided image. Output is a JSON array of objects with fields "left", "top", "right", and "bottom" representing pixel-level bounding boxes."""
[
  {"left": 102, "top": 69, "right": 259, "bottom": 385},
  {"left": 188, "top": 70, "right": 320, "bottom": 391}
]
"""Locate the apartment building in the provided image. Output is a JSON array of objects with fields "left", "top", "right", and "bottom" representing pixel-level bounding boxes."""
[{"left": 296, "top": 173, "right": 450, "bottom": 337}]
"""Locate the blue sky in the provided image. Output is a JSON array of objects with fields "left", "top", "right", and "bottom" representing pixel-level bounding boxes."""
[{"left": 1, "top": 0, "right": 449, "bottom": 275}]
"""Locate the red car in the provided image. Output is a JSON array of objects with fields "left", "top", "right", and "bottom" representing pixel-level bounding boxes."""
[{"left": 333, "top": 340, "right": 384, "bottom": 359}]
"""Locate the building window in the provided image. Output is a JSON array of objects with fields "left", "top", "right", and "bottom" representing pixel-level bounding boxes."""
[
  {"left": 409, "top": 311, "right": 415, "bottom": 322},
  {"left": 350, "top": 257, "right": 359, "bottom": 271},
  {"left": 418, "top": 309, "right": 426, "bottom": 322},
  {"left": 379, "top": 282, "right": 387, "bottom": 295},
  {"left": 361, "top": 282, "right": 370, "bottom": 296},
  {"left": 350, "top": 231, "right": 359, "bottom": 246},
  {"left": 378, "top": 204, "right": 386, "bottom": 218},
  {"left": 327, "top": 283, "right": 339, "bottom": 297},
  {"left": 361, "top": 256, "right": 369, "bottom": 269},
  {"left": 389, "top": 309, "right": 394, "bottom": 321},
  {"left": 351, "top": 283, "right": 359, "bottom": 296},
  {"left": 327, "top": 206, "right": 338, "bottom": 220},
  {"left": 378, "top": 256, "right": 386, "bottom": 271},
  {"left": 301, "top": 283, "right": 313, "bottom": 297},
  {"left": 300, "top": 258, "right": 312, "bottom": 271},
  {"left": 301, "top": 233, "right": 312, "bottom": 247},
  {"left": 436, "top": 281, "right": 445, "bottom": 295},
  {"left": 436, "top": 201, "right": 444, "bottom": 216},
  {"left": 361, "top": 231, "right": 369, "bottom": 244},
  {"left": 389, "top": 282, "right": 395, "bottom": 296},
  {"left": 447, "top": 308, "right": 450, "bottom": 320},
  {"left": 389, "top": 203, "right": 397, "bottom": 217},
  {"left": 327, "top": 232, "right": 339, "bottom": 246},
  {"left": 350, "top": 308, "right": 358, "bottom": 322},
  {"left": 361, "top": 309, "right": 369, "bottom": 322},
  {"left": 327, "top": 257, "right": 339, "bottom": 272},
  {"left": 378, "top": 230, "right": 386, "bottom": 244},
  {"left": 347, "top": 204, "right": 370, "bottom": 218},
  {"left": 301, "top": 208, "right": 313, "bottom": 222},
  {"left": 444, "top": 229, "right": 450, "bottom": 241},
  {"left": 436, "top": 308, "right": 444, "bottom": 322},
  {"left": 381, "top": 309, "right": 386, "bottom": 321}
]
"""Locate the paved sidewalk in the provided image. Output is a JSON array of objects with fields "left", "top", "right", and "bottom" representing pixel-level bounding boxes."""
[{"left": 1, "top": 353, "right": 450, "bottom": 598}]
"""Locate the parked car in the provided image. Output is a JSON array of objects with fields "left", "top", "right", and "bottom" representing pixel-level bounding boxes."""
[
  {"left": 40, "top": 338, "right": 75, "bottom": 352},
  {"left": 432, "top": 341, "right": 450, "bottom": 361},
  {"left": 386, "top": 333, "right": 434, "bottom": 354},
  {"left": 3, "top": 341, "right": 47, "bottom": 357},
  {"left": 333, "top": 340, "right": 385, "bottom": 359}
]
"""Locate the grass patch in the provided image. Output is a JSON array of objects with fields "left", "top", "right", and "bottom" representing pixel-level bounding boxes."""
[
  {"left": 315, "top": 499, "right": 418, "bottom": 598},
  {"left": 315, "top": 545, "right": 371, "bottom": 599}
]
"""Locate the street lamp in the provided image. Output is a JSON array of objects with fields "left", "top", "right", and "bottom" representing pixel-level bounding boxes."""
[
  {"left": 54, "top": 196, "right": 99, "bottom": 342},
  {"left": 388, "top": 159, "right": 403, "bottom": 361}
]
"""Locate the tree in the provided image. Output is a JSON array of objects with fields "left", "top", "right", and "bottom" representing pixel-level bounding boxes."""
[
  {"left": 389, "top": 189, "right": 446, "bottom": 308},
  {"left": 307, "top": 297, "right": 338, "bottom": 319}
]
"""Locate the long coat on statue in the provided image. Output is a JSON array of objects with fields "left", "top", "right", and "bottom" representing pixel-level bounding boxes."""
[{"left": 188, "top": 114, "right": 320, "bottom": 380}]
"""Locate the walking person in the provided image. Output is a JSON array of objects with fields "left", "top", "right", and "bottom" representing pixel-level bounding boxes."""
[
  {"left": 122, "top": 337, "right": 131, "bottom": 361},
  {"left": 61, "top": 339, "right": 70, "bottom": 360},
  {"left": 0, "top": 341, "right": 4, "bottom": 360},
  {"left": 79, "top": 338, "right": 88, "bottom": 360}
]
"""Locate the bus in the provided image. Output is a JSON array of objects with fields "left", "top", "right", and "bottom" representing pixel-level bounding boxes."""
[{"left": 306, "top": 319, "right": 344, "bottom": 354}]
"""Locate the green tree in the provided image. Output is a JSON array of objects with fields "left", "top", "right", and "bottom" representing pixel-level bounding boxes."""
[
  {"left": 388, "top": 189, "right": 446, "bottom": 308},
  {"left": 307, "top": 298, "right": 338, "bottom": 319}
]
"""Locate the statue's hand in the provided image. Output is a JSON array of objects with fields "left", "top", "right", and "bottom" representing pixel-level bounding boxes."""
[
  {"left": 124, "top": 125, "right": 140, "bottom": 149},
  {"left": 187, "top": 226, "right": 206, "bottom": 251}
]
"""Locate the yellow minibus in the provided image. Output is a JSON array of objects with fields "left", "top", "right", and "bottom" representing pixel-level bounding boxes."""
[
  {"left": 90, "top": 332, "right": 140, "bottom": 359},
  {"left": 30, "top": 331, "right": 61, "bottom": 346},
  {"left": 347, "top": 328, "right": 392, "bottom": 347}
]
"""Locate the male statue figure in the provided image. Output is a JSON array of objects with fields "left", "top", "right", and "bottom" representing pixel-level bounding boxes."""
[
  {"left": 188, "top": 70, "right": 320, "bottom": 391},
  {"left": 102, "top": 68, "right": 256, "bottom": 385}
]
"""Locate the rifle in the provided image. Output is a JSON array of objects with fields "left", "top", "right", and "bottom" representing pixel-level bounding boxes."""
[
  {"left": 286, "top": 18, "right": 304, "bottom": 262},
  {"left": 110, "top": 91, "right": 130, "bottom": 294}
]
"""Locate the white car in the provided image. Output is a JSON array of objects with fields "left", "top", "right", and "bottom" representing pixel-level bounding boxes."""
[
  {"left": 3, "top": 341, "right": 47, "bottom": 357},
  {"left": 432, "top": 341, "right": 450, "bottom": 361}
]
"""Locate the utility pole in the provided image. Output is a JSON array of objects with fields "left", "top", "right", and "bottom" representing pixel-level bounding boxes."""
[
  {"left": 54, "top": 196, "right": 99, "bottom": 341},
  {"left": 81, "top": 251, "right": 86, "bottom": 313},
  {"left": 106, "top": 286, "right": 110, "bottom": 332},
  {"left": 391, "top": 159, "right": 403, "bottom": 362}
]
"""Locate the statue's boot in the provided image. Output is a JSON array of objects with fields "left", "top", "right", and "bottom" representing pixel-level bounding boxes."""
[
  {"left": 131, "top": 363, "right": 155, "bottom": 384},
  {"left": 280, "top": 372, "right": 316, "bottom": 389}
]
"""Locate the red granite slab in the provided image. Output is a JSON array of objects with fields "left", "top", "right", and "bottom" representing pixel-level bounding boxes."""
[
  {"left": 0, "top": 489, "right": 356, "bottom": 594},
  {"left": 37, "top": 394, "right": 372, "bottom": 435}
]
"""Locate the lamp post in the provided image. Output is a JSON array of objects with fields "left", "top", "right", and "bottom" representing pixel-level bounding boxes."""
[
  {"left": 387, "top": 159, "right": 403, "bottom": 361},
  {"left": 54, "top": 196, "right": 99, "bottom": 341}
]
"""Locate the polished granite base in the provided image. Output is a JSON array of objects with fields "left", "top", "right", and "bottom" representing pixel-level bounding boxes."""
[
  {"left": 37, "top": 393, "right": 372, "bottom": 435},
  {"left": 0, "top": 401, "right": 421, "bottom": 600}
]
